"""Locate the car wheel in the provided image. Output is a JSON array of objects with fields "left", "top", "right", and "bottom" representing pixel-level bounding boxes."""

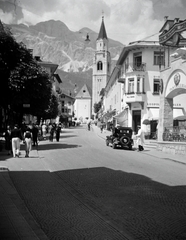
[
  {"left": 120, "top": 136, "right": 129, "bottom": 145},
  {"left": 112, "top": 143, "right": 116, "bottom": 149}
]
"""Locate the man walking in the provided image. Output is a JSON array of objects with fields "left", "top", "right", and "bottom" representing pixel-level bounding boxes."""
[{"left": 136, "top": 125, "right": 145, "bottom": 151}]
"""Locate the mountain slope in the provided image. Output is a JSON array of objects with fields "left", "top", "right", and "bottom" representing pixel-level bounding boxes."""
[{"left": 8, "top": 20, "right": 124, "bottom": 94}]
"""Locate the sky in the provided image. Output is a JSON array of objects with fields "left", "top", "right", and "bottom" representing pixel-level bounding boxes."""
[{"left": 1, "top": 0, "right": 186, "bottom": 45}]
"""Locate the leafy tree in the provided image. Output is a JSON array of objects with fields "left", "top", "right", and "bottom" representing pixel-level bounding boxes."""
[
  {"left": 94, "top": 101, "right": 102, "bottom": 114},
  {"left": 0, "top": 21, "right": 54, "bottom": 125},
  {"left": 42, "top": 93, "right": 59, "bottom": 120}
]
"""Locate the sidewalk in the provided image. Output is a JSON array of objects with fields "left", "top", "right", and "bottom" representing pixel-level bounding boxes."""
[{"left": 92, "top": 125, "right": 186, "bottom": 165}]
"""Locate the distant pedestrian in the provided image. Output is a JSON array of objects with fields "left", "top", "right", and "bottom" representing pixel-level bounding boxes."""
[
  {"left": 55, "top": 124, "right": 61, "bottom": 142},
  {"left": 11, "top": 124, "right": 22, "bottom": 158},
  {"left": 4, "top": 125, "right": 12, "bottom": 155},
  {"left": 32, "top": 124, "right": 39, "bottom": 146},
  {"left": 136, "top": 125, "right": 145, "bottom": 151},
  {"left": 24, "top": 128, "right": 32, "bottom": 157},
  {"left": 100, "top": 123, "right": 104, "bottom": 133},
  {"left": 42, "top": 122, "right": 47, "bottom": 138},
  {"left": 49, "top": 123, "right": 56, "bottom": 142}
]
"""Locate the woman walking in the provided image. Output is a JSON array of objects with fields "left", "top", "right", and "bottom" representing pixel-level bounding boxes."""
[
  {"left": 11, "top": 124, "right": 22, "bottom": 158},
  {"left": 24, "top": 128, "right": 32, "bottom": 157}
]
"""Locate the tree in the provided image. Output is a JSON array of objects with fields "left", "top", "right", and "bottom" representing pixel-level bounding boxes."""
[
  {"left": 42, "top": 93, "right": 59, "bottom": 120},
  {"left": 0, "top": 21, "right": 53, "bottom": 125},
  {"left": 94, "top": 101, "right": 102, "bottom": 114}
]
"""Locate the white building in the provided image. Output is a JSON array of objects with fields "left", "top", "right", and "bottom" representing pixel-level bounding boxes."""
[
  {"left": 74, "top": 84, "right": 92, "bottom": 123},
  {"left": 102, "top": 40, "right": 186, "bottom": 137}
]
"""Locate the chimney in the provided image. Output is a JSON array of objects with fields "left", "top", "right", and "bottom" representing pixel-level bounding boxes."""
[
  {"left": 164, "top": 16, "right": 168, "bottom": 22},
  {"left": 34, "top": 56, "right": 41, "bottom": 61},
  {"left": 174, "top": 18, "right": 180, "bottom": 24}
]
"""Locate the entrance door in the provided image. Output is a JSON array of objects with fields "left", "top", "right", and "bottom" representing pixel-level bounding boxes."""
[{"left": 132, "top": 110, "right": 141, "bottom": 134}]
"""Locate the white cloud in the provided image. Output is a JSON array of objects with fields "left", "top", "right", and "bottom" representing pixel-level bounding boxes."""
[
  {"left": 0, "top": 0, "right": 172, "bottom": 44},
  {"left": 0, "top": 9, "right": 15, "bottom": 24}
]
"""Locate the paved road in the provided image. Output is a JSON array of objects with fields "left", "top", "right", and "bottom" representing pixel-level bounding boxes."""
[{"left": 1, "top": 125, "right": 186, "bottom": 240}]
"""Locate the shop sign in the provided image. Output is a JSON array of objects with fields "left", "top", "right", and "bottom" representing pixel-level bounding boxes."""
[{"left": 166, "top": 71, "right": 186, "bottom": 97}]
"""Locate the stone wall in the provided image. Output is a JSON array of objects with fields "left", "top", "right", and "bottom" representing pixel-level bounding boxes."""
[{"left": 157, "top": 141, "right": 186, "bottom": 155}]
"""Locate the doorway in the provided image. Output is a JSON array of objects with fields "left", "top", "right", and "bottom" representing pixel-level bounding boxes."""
[{"left": 132, "top": 110, "right": 141, "bottom": 134}]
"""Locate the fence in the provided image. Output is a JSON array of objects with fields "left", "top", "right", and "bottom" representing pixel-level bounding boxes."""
[{"left": 163, "top": 126, "right": 186, "bottom": 142}]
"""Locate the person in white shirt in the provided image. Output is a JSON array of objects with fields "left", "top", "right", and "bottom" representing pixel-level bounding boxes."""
[{"left": 136, "top": 125, "right": 145, "bottom": 151}]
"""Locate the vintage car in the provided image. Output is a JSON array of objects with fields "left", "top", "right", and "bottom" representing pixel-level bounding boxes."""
[{"left": 106, "top": 126, "right": 134, "bottom": 150}]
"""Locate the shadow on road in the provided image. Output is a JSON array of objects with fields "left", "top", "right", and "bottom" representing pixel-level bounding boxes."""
[
  {"left": 7, "top": 167, "right": 186, "bottom": 240},
  {"left": 37, "top": 143, "right": 81, "bottom": 151}
]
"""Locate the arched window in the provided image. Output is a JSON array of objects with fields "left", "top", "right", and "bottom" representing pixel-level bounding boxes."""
[{"left": 97, "top": 61, "right": 103, "bottom": 70}]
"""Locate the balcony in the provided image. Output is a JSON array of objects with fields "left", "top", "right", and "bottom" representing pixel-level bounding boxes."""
[
  {"left": 125, "top": 92, "right": 146, "bottom": 103},
  {"left": 126, "top": 62, "right": 146, "bottom": 73},
  {"left": 118, "top": 77, "right": 125, "bottom": 83}
]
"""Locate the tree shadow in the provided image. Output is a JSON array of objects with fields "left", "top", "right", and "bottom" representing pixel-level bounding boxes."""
[
  {"left": 36, "top": 143, "right": 81, "bottom": 151},
  {"left": 7, "top": 167, "right": 186, "bottom": 240}
]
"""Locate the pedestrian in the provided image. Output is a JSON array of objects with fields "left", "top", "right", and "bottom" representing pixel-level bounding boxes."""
[
  {"left": 11, "top": 124, "right": 22, "bottom": 158},
  {"left": 136, "top": 125, "right": 145, "bottom": 151},
  {"left": 55, "top": 123, "right": 61, "bottom": 142},
  {"left": 4, "top": 125, "right": 12, "bottom": 155},
  {"left": 100, "top": 122, "right": 104, "bottom": 133},
  {"left": 24, "top": 127, "right": 32, "bottom": 157},
  {"left": 42, "top": 122, "right": 47, "bottom": 139},
  {"left": 87, "top": 121, "right": 91, "bottom": 131},
  {"left": 32, "top": 124, "right": 39, "bottom": 146},
  {"left": 49, "top": 123, "right": 56, "bottom": 142}
]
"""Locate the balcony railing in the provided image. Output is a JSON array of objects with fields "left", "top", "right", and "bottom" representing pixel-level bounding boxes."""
[
  {"left": 126, "top": 63, "right": 146, "bottom": 72},
  {"left": 125, "top": 92, "right": 146, "bottom": 103}
]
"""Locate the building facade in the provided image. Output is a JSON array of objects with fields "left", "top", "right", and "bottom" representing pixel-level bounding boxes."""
[
  {"left": 102, "top": 40, "right": 186, "bottom": 137},
  {"left": 74, "top": 84, "right": 92, "bottom": 123}
]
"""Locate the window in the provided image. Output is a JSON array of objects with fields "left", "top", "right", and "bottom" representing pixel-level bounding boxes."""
[
  {"left": 62, "top": 101, "right": 65, "bottom": 107},
  {"left": 128, "top": 78, "right": 134, "bottom": 93},
  {"left": 97, "top": 61, "right": 103, "bottom": 70},
  {"left": 153, "top": 79, "right": 160, "bottom": 94},
  {"left": 134, "top": 52, "right": 142, "bottom": 67},
  {"left": 154, "top": 51, "right": 164, "bottom": 65},
  {"left": 137, "top": 77, "right": 140, "bottom": 93}
]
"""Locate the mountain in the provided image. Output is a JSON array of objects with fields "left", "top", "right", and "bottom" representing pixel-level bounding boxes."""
[{"left": 8, "top": 20, "right": 124, "bottom": 95}]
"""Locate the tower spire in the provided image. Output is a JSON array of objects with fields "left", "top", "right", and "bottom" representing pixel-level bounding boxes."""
[{"left": 97, "top": 13, "right": 108, "bottom": 40}]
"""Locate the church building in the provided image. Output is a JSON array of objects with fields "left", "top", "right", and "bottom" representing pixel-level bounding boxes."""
[{"left": 92, "top": 16, "right": 111, "bottom": 117}]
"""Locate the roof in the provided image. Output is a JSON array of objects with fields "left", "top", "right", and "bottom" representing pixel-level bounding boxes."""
[
  {"left": 54, "top": 74, "right": 62, "bottom": 83},
  {"left": 75, "top": 84, "right": 91, "bottom": 99},
  {"left": 97, "top": 17, "right": 108, "bottom": 40},
  {"left": 116, "top": 40, "right": 160, "bottom": 66}
]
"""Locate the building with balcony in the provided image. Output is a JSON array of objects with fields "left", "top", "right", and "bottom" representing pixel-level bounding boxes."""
[
  {"left": 59, "top": 92, "right": 75, "bottom": 125},
  {"left": 103, "top": 40, "right": 185, "bottom": 136}
]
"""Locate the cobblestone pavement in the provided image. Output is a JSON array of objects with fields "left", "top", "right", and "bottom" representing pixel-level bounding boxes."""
[
  {"left": 0, "top": 126, "right": 186, "bottom": 240},
  {"left": 9, "top": 167, "right": 186, "bottom": 240}
]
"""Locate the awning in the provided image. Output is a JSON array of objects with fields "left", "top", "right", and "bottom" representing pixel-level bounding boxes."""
[
  {"left": 148, "top": 108, "right": 159, "bottom": 120},
  {"left": 173, "top": 108, "right": 184, "bottom": 119},
  {"left": 113, "top": 109, "right": 128, "bottom": 127}
]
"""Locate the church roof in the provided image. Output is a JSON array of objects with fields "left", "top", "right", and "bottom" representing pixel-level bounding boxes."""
[
  {"left": 97, "top": 17, "right": 108, "bottom": 40},
  {"left": 75, "top": 84, "right": 91, "bottom": 99}
]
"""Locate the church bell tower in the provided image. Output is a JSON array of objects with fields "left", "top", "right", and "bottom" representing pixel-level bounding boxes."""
[{"left": 92, "top": 15, "right": 111, "bottom": 116}]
